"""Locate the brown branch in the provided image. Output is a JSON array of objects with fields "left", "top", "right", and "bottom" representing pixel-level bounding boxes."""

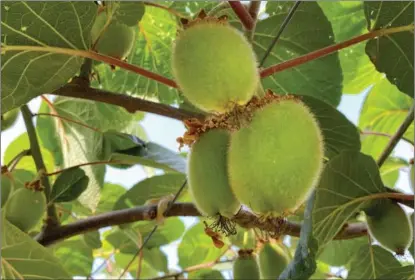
[
  {"left": 247, "top": 1, "right": 261, "bottom": 20},
  {"left": 229, "top": 1, "right": 254, "bottom": 30},
  {"left": 52, "top": 81, "right": 204, "bottom": 121},
  {"left": 260, "top": 24, "right": 414, "bottom": 78}
]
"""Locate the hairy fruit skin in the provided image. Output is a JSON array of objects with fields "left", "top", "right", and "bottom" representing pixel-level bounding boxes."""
[
  {"left": 5, "top": 188, "right": 46, "bottom": 232},
  {"left": 233, "top": 254, "right": 260, "bottom": 279},
  {"left": 366, "top": 200, "right": 413, "bottom": 255},
  {"left": 91, "top": 11, "right": 136, "bottom": 60},
  {"left": 258, "top": 243, "right": 290, "bottom": 279},
  {"left": 188, "top": 129, "right": 241, "bottom": 218},
  {"left": 228, "top": 99, "right": 324, "bottom": 215},
  {"left": 1, "top": 174, "right": 14, "bottom": 208},
  {"left": 172, "top": 21, "right": 259, "bottom": 113}
]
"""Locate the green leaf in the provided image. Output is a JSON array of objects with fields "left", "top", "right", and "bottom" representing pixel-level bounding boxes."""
[
  {"left": 364, "top": 1, "right": 414, "bottom": 98},
  {"left": 360, "top": 78, "right": 414, "bottom": 159},
  {"left": 4, "top": 132, "right": 55, "bottom": 174},
  {"left": 1, "top": 216, "right": 70, "bottom": 279},
  {"left": 348, "top": 244, "right": 402, "bottom": 279},
  {"left": 96, "top": 183, "right": 127, "bottom": 214},
  {"left": 317, "top": 236, "right": 368, "bottom": 268},
  {"left": 110, "top": 142, "right": 186, "bottom": 173},
  {"left": 52, "top": 238, "right": 94, "bottom": 276},
  {"left": 189, "top": 269, "right": 225, "bottom": 279},
  {"left": 144, "top": 247, "right": 169, "bottom": 273},
  {"left": 1, "top": 2, "right": 96, "bottom": 112},
  {"left": 256, "top": 2, "right": 342, "bottom": 106},
  {"left": 114, "top": 173, "right": 186, "bottom": 210},
  {"left": 178, "top": 222, "right": 225, "bottom": 268},
  {"left": 10, "top": 169, "right": 35, "bottom": 190},
  {"left": 47, "top": 96, "right": 143, "bottom": 210},
  {"left": 312, "top": 151, "right": 385, "bottom": 247},
  {"left": 300, "top": 95, "right": 361, "bottom": 159},
  {"left": 115, "top": 1, "right": 145, "bottom": 26},
  {"left": 114, "top": 252, "right": 159, "bottom": 278},
  {"left": 380, "top": 157, "right": 408, "bottom": 188},
  {"left": 82, "top": 231, "right": 102, "bottom": 249},
  {"left": 377, "top": 265, "right": 414, "bottom": 280},
  {"left": 409, "top": 213, "right": 414, "bottom": 258},
  {"left": 319, "top": 1, "right": 383, "bottom": 94},
  {"left": 92, "top": 4, "right": 178, "bottom": 104},
  {"left": 50, "top": 167, "right": 89, "bottom": 203},
  {"left": 279, "top": 192, "right": 318, "bottom": 280}
]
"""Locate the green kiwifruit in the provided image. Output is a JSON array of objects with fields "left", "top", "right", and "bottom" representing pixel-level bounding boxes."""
[
  {"left": 233, "top": 251, "right": 260, "bottom": 279},
  {"left": 258, "top": 242, "right": 290, "bottom": 279},
  {"left": 228, "top": 99, "right": 324, "bottom": 216},
  {"left": 91, "top": 11, "right": 136, "bottom": 60},
  {"left": 188, "top": 129, "right": 241, "bottom": 218},
  {"left": 172, "top": 19, "right": 259, "bottom": 113},
  {"left": 229, "top": 226, "right": 256, "bottom": 249},
  {"left": 366, "top": 200, "right": 413, "bottom": 255},
  {"left": 5, "top": 188, "right": 46, "bottom": 232},
  {"left": 1, "top": 108, "right": 19, "bottom": 131},
  {"left": 1, "top": 173, "right": 14, "bottom": 208}
]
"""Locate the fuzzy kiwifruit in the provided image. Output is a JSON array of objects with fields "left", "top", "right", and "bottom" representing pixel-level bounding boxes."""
[
  {"left": 5, "top": 188, "right": 46, "bottom": 232},
  {"left": 188, "top": 129, "right": 241, "bottom": 218},
  {"left": 91, "top": 10, "right": 136, "bottom": 60},
  {"left": 172, "top": 19, "right": 259, "bottom": 113},
  {"left": 228, "top": 98, "right": 324, "bottom": 216},
  {"left": 365, "top": 200, "right": 413, "bottom": 255},
  {"left": 258, "top": 242, "right": 290, "bottom": 279},
  {"left": 1, "top": 173, "right": 14, "bottom": 208},
  {"left": 233, "top": 250, "right": 260, "bottom": 279}
]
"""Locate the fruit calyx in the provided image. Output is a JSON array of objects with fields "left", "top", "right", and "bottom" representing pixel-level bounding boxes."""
[
  {"left": 179, "top": 9, "right": 228, "bottom": 30},
  {"left": 177, "top": 90, "right": 299, "bottom": 149}
]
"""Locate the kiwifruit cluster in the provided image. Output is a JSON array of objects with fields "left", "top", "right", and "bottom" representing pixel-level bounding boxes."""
[
  {"left": 1, "top": 167, "right": 46, "bottom": 233},
  {"left": 173, "top": 14, "right": 324, "bottom": 233}
]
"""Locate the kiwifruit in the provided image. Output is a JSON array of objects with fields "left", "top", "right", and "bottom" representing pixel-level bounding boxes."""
[
  {"left": 172, "top": 18, "right": 259, "bottom": 113},
  {"left": 233, "top": 250, "right": 260, "bottom": 279},
  {"left": 1, "top": 108, "right": 19, "bottom": 131},
  {"left": 1, "top": 173, "right": 14, "bottom": 208},
  {"left": 228, "top": 98, "right": 324, "bottom": 216},
  {"left": 91, "top": 10, "right": 136, "bottom": 60},
  {"left": 5, "top": 188, "right": 46, "bottom": 232},
  {"left": 188, "top": 129, "right": 241, "bottom": 218},
  {"left": 228, "top": 226, "right": 256, "bottom": 249},
  {"left": 258, "top": 242, "right": 290, "bottom": 279},
  {"left": 365, "top": 200, "right": 413, "bottom": 255}
]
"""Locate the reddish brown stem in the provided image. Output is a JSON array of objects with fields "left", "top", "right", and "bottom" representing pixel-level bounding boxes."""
[
  {"left": 45, "top": 160, "right": 118, "bottom": 177},
  {"left": 35, "top": 113, "right": 101, "bottom": 133},
  {"left": 229, "top": 1, "right": 254, "bottom": 30}
]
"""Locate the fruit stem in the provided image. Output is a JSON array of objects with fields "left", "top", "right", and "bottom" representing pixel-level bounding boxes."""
[
  {"left": 7, "top": 149, "right": 31, "bottom": 172},
  {"left": 34, "top": 113, "right": 101, "bottom": 133},
  {"left": 2, "top": 45, "right": 178, "bottom": 88},
  {"left": 260, "top": 24, "right": 414, "bottom": 78},
  {"left": 244, "top": 1, "right": 261, "bottom": 42},
  {"left": 377, "top": 105, "right": 415, "bottom": 167},
  {"left": 21, "top": 105, "right": 59, "bottom": 228},
  {"left": 229, "top": 1, "right": 254, "bottom": 30}
]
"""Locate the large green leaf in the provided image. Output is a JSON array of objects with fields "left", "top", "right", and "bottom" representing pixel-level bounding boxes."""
[
  {"left": 52, "top": 238, "right": 94, "bottom": 276},
  {"left": 3, "top": 132, "right": 55, "bottom": 174},
  {"left": 95, "top": 183, "right": 127, "bottom": 214},
  {"left": 348, "top": 244, "right": 401, "bottom": 279},
  {"left": 319, "top": 2, "right": 383, "bottom": 94},
  {"left": 1, "top": 216, "right": 70, "bottom": 279},
  {"left": 255, "top": 2, "right": 342, "bottom": 106},
  {"left": 312, "top": 151, "right": 385, "bottom": 247},
  {"left": 189, "top": 269, "right": 225, "bottom": 279},
  {"left": 114, "top": 173, "right": 186, "bottom": 210},
  {"left": 300, "top": 95, "right": 361, "bottom": 159},
  {"left": 50, "top": 167, "right": 89, "bottom": 203},
  {"left": 364, "top": 1, "right": 414, "bottom": 98},
  {"left": 360, "top": 78, "right": 414, "bottom": 159},
  {"left": 114, "top": 251, "right": 162, "bottom": 278},
  {"left": 45, "top": 96, "right": 143, "bottom": 210},
  {"left": 380, "top": 157, "right": 409, "bottom": 188},
  {"left": 92, "top": 4, "right": 178, "bottom": 104},
  {"left": 178, "top": 222, "right": 225, "bottom": 268},
  {"left": 377, "top": 265, "right": 414, "bottom": 280},
  {"left": 279, "top": 193, "right": 318, "bottom": 280},
  {"left": 1, "top": 2, "right": 96, "bottom": 112}
]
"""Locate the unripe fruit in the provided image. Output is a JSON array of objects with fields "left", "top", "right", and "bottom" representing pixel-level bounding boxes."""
[
  {"left": 1, "top": 173, "right": 14, "bottom": 208},
  {"left": 172, "top": 20, "right": 259, "bottom": 113},
  {"left": 233, "top": 250, "right": 260, "bottom": 279},
  {"left": 5, "top": 188, "right": 46, "bottom": 232},
  {"left": 366, "top": 200, "right": 413, "bottom": 255},
  {"left": 229, "top": 226, "right": 256, "bottom": 249},
  {"left": 228, "top": 99, "right": 324, "bottom": 216},
  {"left": 91, "top": 11, "right": 136, "bottom": 60},
  {"left": 1, "top": 108, "right": 19, "bottom": 131},
  {"left": 258, "top": 242, "right": 290, "bottom": 279},
  {"left": 188, "top": 129, "right": 241, "bottom": 218}
]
